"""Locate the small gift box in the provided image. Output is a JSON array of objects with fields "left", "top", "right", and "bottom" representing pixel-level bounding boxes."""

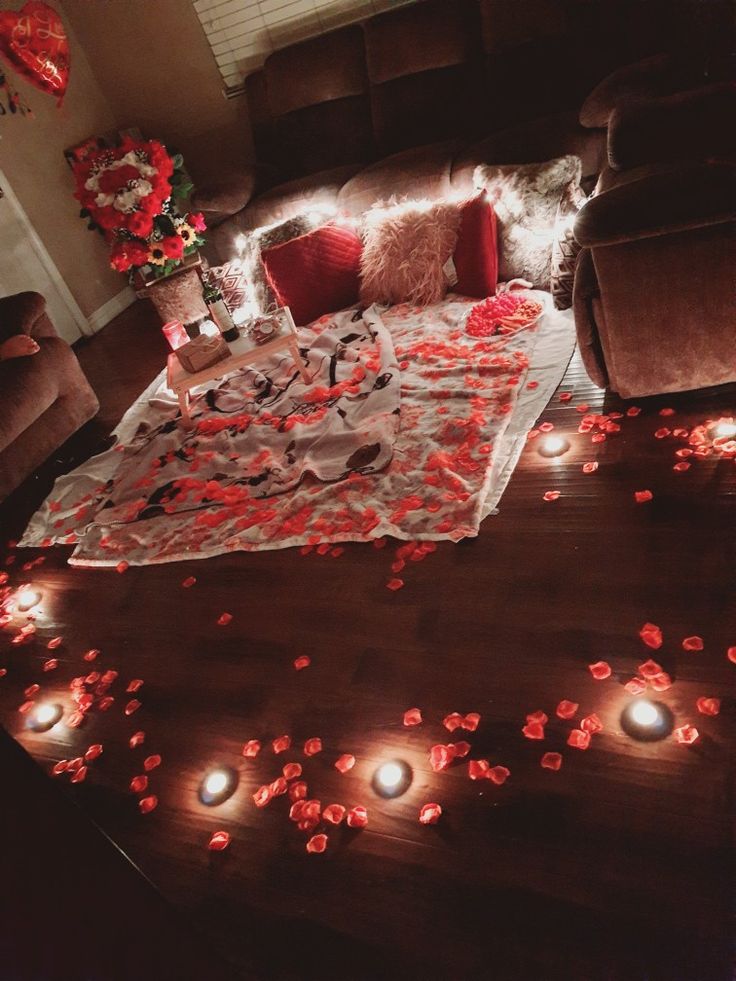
[{"left": 175, "top": 333, "right": 229, "bottom": 373}]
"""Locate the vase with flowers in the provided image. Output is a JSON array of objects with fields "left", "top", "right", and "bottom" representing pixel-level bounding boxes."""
[{"left": 72, "top": 137, "right": 209, "bottom": 324}]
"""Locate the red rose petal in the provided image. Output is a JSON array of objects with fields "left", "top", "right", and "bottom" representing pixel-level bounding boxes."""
[
  {"left": 293, "top": 655, "right": 311, "bottom": 671},
  {"left": 673, "top": 462, "right": 691, "bottom": 472},
  {"left": 43, "top": 659, "right": 58, "bottom": 672},
  {"left": 270, "top": 777, "right": 288, "bottom": 797},
  {"left": 487, "top": 765, "right": 510, "bottom": 786},
  {"left": 403, "top": 707, "right": 422, "bottom": 727},
  {"left": 580, "top": 713, "right": 603, "bottom": 734},
  {"left": 654, "top": 428, "right": 671, "bottom": 439},
  {"left": 419, "top": 802, "right": 442, "bottom": 825},
  {"left": 452, "top": 741, "right": 471, "bottom": 758},
  {"left": 468, "top": 759, "right": 490, "bottom": 780},
  {"left": 24, "top": 684, "right": 40, "bottom": 698},
  {"left": 306, "top": 833, "right": 328, "bottom": 854},
  {"left": 559, "top": 392, "right": 573, "bottom": 402},
  {"left": 83, "top": 649, "right": 100, "bottom": 662},
  {"left": 556, "top": 700, "right": 579, "bottom": 720},
  {"left": 638, "top": 658, "right": 663, "bottom": 679},
  {"left": 346, "top": 805, "right": 368, "bottom": 828},
  {"left": 124, "top": 699, "right": 141, "bottom": 716},
  {"left": 323, "top": 804, "right": 346, "bottom": 825},
  {"left": 673, "top": 724, "right": 699, "bottom": 745},
  {"left": 129, "top": 730, "right": 145, "bottom": 749},
  {"left": 282, "top": 762, "right": 302, "bottom": 780},
  {"left": 139, "top": 795, "right": 158, "bottom": 814},
  {"left": 582, "top": 462, "right": 598, "bottom": 474},
  {"left": 66, "top": 711, "right": 85, "bottom": 728},
  {"left": 70, "top": 765, "right": 88, "bottom": 784},
  {"left": 47, "top": 636, "right": 62, "bottom": 650},
  {"left": 625, "top": 677, "right": 647, "bottom": 695},
  {"left": 334, "top": 753, "right": 355, "bottom": 774},
  {"left": 252, "top": 785, "right": 272, "bottom": 808},
  {"left": 443, "top": 712, "right": 464, "bottom": 732},
  {"left": 386, "top": 578, "right": 404, "bottom": 591},
  {"left": 430, "top": 744, "right": 456, "bottom": 771},
  {"left": 181, "top": 576, "right": 197, "bottom": 588},
  {"left": 626, "top": 406, "right": 641, "bottom": 417},
  {"left": 126, "top": 679, "right": 144, "bottom": 693},
  {"left": 696, "top": 697, "right": 720, "bottom": 717},
  {"left": 522, "top": 721, "right": 545, "bottom": 740},
  {"left": 208, "top": 830, "right": 230, "bottom": 851},
  {"left": 649, "top": 671, "right": 672, "bottom": 692},
  {"left": 567, "top": 729, "right": 591, "bottom": 750},
  {"left": 217, "top": 612, "right": 233, "bottom": 626},
  {"left": 52, "top": 760, "right": 69, "bottom": 776},
  {"left": 682, "top": 635, "right": 704, "bottom": 652},
  {"left": 728, "top": 646, "right": 736, "bottom": 664},
  {"left": 541, "top": 752, "right": 563, "bottom": 770},
  {"left": 304, "top": 737, "right": 322, "bottom": 756},
  {"left": 463, "top": 712, "right": 481, "bottom": 731},
  {"left": 272, "top": 735, "right": 291, "bottom": 754},
  {"left": 143, "top": 754, "right": 161, "bottom": 772},
  {"left": 116, "top": 561, "right": 129, "bottom": 574},
  {"left": 539, "top": 422, "right": 554, "bottom": 433},
  {"left": 289, "top": 781, "right": 308, "bottom": 802},
  {"left": 241, "top": 739, "right": 261, "bottom": 758},
  {"left": 543, "top": 490, "right": 560, "bottom": 502},
  {"left": 588, "top": 661, "right": 612, "bottom": 680},
  {"left": 130, "top": 775, "right": 148, "bottom": 793},
  {"left": 67, "top": 757, "right": 83, "bottom": 772},
  {"left": 289, "top": 801, "right": 305, "bottom": 822},
  {"left": 634, "top": 490, "right": 653, "bottom": 504},
  {"left": 526, "top": 710, "right": 548, "bottom": 725},
  {"left": 84, "top": 744, "right": 103, "bottom": 762}
]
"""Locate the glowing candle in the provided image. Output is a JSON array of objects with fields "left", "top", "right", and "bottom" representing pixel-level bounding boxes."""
[
  {"left": 15, "top": 585, "right": 41, "bottom": 612},
  {"left": 162, "top": 320, "right": 188, "bottom": 351},
  {"left": 27, "top": 702, "right": 63, "bottom": 732},
  {"left": 620, "top": 698, "right": 673, "bottom": 741},
  {"left": 538, "top": 435, "right": 571, "bottom": 458},
  {"left": 199, "top": 766, "right": 238, "bottom": 806},
  {"left": 712, "top": 420, "right": 736, "bottom": 440},
  {"left": 372, "top": 759, "right": 412, "bottom": 798}
]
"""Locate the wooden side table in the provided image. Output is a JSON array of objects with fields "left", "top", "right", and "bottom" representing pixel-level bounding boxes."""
[{"left": 166, "top": 307, "right": 309, "bottom": 429}]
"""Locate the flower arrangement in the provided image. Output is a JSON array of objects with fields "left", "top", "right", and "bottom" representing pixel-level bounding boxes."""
[{"left": 72, "top": 136, "right": 206, "bottom": 279}]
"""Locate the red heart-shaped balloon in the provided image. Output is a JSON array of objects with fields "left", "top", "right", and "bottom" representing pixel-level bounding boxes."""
[{"left": 0, "top": 2, "right": 69, "bottom": 104}]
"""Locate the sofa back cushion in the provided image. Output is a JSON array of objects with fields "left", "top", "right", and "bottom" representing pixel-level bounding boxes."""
[
  {"left": 264, "top": 27, "right": 374, "bottom": 179},
  {"left": 262, "top": 224, "right": 363, "bottom": 327},
  {"left": 364, "top": 0, "right": 484, "bottom": 157}
]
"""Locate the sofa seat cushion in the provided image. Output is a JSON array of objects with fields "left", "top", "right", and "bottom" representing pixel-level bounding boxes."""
[
  {"left": 337, "top": 140, "right": 458, "bottom": 217},
  {"left": 0, "top": 339, "right": 65, "bottom": 450}
]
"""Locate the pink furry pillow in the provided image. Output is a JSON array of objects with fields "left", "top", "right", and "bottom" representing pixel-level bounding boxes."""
[{"left": 359, "top": 199, "right": 462, "bottom": 307}]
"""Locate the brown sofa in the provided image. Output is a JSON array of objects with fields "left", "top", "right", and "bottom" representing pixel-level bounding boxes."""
[
  {"left": 194, "top": 0, "right": 720, "bottom": 261},
  {"left": 0, "top": 292, "right": 99, "bottom": 500},
  {"left": 573, "top": 57, "right": 736, "bottom": 397}
]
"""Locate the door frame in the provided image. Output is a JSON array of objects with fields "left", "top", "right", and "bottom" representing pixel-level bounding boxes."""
[{"left": 0, "top": 166, "right": 92, "bottom": 337}]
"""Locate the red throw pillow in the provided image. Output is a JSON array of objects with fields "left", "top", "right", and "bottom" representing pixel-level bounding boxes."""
[
  {"left": 261, "top": 223, "right": 363, "bottom": 326},
  {"left": 453, "top": 193, "right": 498, "bottom": 298}
]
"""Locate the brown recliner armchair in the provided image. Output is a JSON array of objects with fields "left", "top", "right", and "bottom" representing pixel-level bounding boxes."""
[
  {"left": 0, "top": 292, "right": 99, "bottom": 500},
  {"left": 573, "top": 59, "right": 736, "bottom": 398}
]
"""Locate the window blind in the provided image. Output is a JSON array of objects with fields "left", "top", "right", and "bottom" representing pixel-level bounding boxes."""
[{"left": 194, "top": 0, "right": 416, "bottom": 94}]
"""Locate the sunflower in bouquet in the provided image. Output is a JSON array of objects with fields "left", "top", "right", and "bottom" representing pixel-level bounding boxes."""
[{"left": 73, "top": 136, "right": 206, "bottom": 279}]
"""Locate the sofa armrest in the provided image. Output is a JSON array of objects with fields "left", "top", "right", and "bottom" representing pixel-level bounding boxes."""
[
  {"left": 574, "top": 162, "right": 736, "bottom": 248},
  {"left": 572, "top": 248, "right": 608, "bottom": 390},
  {"left": 0, "top": 292, "right": 56, "bottom": 344},
  {"left": 190, "top": 166, "right": 264, "bottom": 226}
]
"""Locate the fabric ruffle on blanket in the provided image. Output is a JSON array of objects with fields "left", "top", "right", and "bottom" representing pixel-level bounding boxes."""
[{"left": 20, "top": 293, "right": 574, "bottom": 566}]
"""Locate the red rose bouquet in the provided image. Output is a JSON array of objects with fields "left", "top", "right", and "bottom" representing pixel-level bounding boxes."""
[{"left": 73, "top": 137, "right": 206, "bottom": 278}]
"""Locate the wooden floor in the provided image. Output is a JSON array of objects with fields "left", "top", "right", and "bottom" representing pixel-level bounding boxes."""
[{"left": 1, "top": 301, "right": 734, "bottom": 980}]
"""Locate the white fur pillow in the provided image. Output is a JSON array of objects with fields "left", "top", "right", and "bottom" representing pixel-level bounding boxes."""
[
  {"left": 473, "top": 156, "right": 582, "bottom": 289},
  {"left": 359, "top": 198, "right": 462, "bottom": 307}
]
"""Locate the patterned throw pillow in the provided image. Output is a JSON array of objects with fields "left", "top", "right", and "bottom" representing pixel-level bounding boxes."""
[
  {"left": 202, "top": 260, "right": 250, "bottom": 314},
  {"left": 550, "top": 182, "right": 588, "bottom": 310},
  {"left": 473, "top": 155, "right": 582, "bottom": 290}
]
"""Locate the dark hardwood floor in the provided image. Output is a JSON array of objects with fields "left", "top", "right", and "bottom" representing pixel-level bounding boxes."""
[{"left": 1, "top": 300, "right": 734, "bottom": 980}]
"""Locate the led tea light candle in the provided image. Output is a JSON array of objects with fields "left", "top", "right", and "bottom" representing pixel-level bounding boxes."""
[
  {"left": 27, "top": 702, "right": 63, "bottom": 733},
  {"left": 199, "top": 766, "right": 238, "bottom": 806},
  {"left": 15, "top": 584, "right": 41, "bottom": 612},
  {"left": 620, "top": 699, "right": 673, "bottom": 742},
  {"left": 712, "top": 419, "right": 736, "bottom": 440},
  {"left": 162, "top": 320, "right": 188, "bottom": 351},
  {"left": 372, "top": 759, "right": 412, "bottom": 799},
  {"left": 538, "top": 435, "right": 571, "bottom": 459}
]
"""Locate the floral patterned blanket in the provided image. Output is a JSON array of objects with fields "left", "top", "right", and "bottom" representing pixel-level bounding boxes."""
[{"left": 21, "top": 293, "right": 567, "bottom": 565}]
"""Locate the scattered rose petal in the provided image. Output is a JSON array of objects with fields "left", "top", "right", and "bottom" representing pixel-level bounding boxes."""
[
  {"left": 217, "top": 612, "right": 233, "bottom": 626},
  {"left": 567, "top": 729, "right": 591, "bottom": 750},
  {"left": 526, "top": 710, "right": 548, "bottom": 725},
  {"left": 129, "top": 730, "right": 145, "bottom": 749},
  {"left": 181, "top": 576, "right": 196, "bottom": 588},
  {"left": 282, "top": 762, "right": 302, "bottom": 780},
  {"left": 347, "top": 805, "right": 368, "bottom": 828},
  {"left": 682, "top": 635, "right": 704, "bottom": 652},
  {"left": 582, "top": 462, "right": 598, "bottom": 474},
  {"left": 386, "top": 578, "right": 404, "bottom": 591},
  {"left": 84, "top": 744, "right": 103, "bottom": 762},
  {"left": 116, "top": 561, "right": 129, "bottom": 574},
  {"left": 67, "top": 757, "right": 83, "bottom": 772},
  {"left": 66, "top": 710, "right": 85, "bottom": 728},
  {"left": 626, "top": 406, "right": 641, "bottom": 417},
  {"left": 556, "top": 700, "right": 579, "bottom": 720},
  {"left": 443, "top": 712, "right": 464, "bottom": 732},
  {"left": 334, "top": 753, "right": 355, "bottom": 774},
  {"left": 208, "top": 830, "right": 230, "bottom": 851},
  {"left": 625, "top": 677, "right": 647, "bottom": 695},
  {"left": 634, "top": 490, "right": 653, "bottom": 504},
  {"left": 306, "top": 833, "right": 328, "bottom": 854},
  {"left": 403, "top": 707, "right": 422, "bottom": 727},
  {"left": 559, "top": 392, "right": 573, "bottom": 402},
  {"left": 588, "top": 661, "right": 611, "bottom": 680},
  {"left": 126, "top": 679, "right": 144, "bottom": 693},
  {"left": 580, "top": 713, "right": 603, "bottom": 734},
  {"left": 673, "top": 724, "right": 699, "bottom": 745},
  {"left": 269, "top": 777, "right": 288, "bottom": 796},
  {"left": 522, "top": 721, "right": 545, "bottom": 740},
  {"left": 696, "top": 697, "right": 720, "bottom": 716},
  {"left": 70, "top": 765, "right": 88, "bottom": 784},
  {"left": 47, "top": 636, "right": 62, "bottom": 650},
  {"left": 289, "top": 781, "right": 308, "bottom": 802},
  {"left": 639, "top": 623, "right": 663, "bottom": 649},
  {"left": 124, "top": 699, "right": 141, "bottom": 716},
  {"left": 539, "top": 422, "right": 554, "bottom": 433},
  {"left": 272, "top": 735, "right": 291, "bottom": 754},
  {"left": 323, "top": 804, "right": 346, "bottom": 825},
  {"left": 638, "top": 659, "right": 663, "bottom": 679},
  {"left": 659, "top": 408, "right": 675, "bottom": 416},
  {"left": 452, "top": 741, "right": 471, "bottom": 758},
  {"left": 252, "top": 785, "right": 272, "bottom": 808},
  {"left": 468, "top": 759, "right": 490, "bottom": 780},
  {"left": 139, "top": 795, "right": 158, "bottom": 814},
  {"left": 24, "top": 683, "right": 40, "bottom": 698},
  {"left": 541, "top": 752, "right": 563, "bottom": 770},
  {"left": 543, "top": 490, "right": 560, "bottom": 502},
  {"left": 83, "top": 649, "right": 99, "bottom": 662},
  {"left": 130, "top": 775, "right": 148, "bottom": 794},
  {"left": 487, "top": 765, "right": 510, "bottom": 786},
  {"left": 654, "top": 428, "right": 670, "bottom": 439},
  {"left": 673, "top": 462, "right": 691, "bottom": 472},
  {"left": 51, "top": 760, "right": 69, "bottom": 776},
  {"left": 43, "top": 659, "right": 58, "bottom": 672},
  {"left": 650, "top": 672, "right": 672, "bottom": 692},
  {"left": 143, "top": 754, "right": 161, "bottom": 772},
  {"left": 728, "top": 647, "right": 736, "bottom": 664},
  {"left": 463, "top": 712, "right": 481, "bottom": 731},
  {"left": 304, "top": 737, "right": 322, "bottom": 756},
  {"left": 419, "top": 802, "right": 442, "bottom": 825},
  {"left": 241, "top": 740, "right": 261, "bottom": 758},
  {"left": 293, "top": 655, "right": 311, "bottom": 671}
]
